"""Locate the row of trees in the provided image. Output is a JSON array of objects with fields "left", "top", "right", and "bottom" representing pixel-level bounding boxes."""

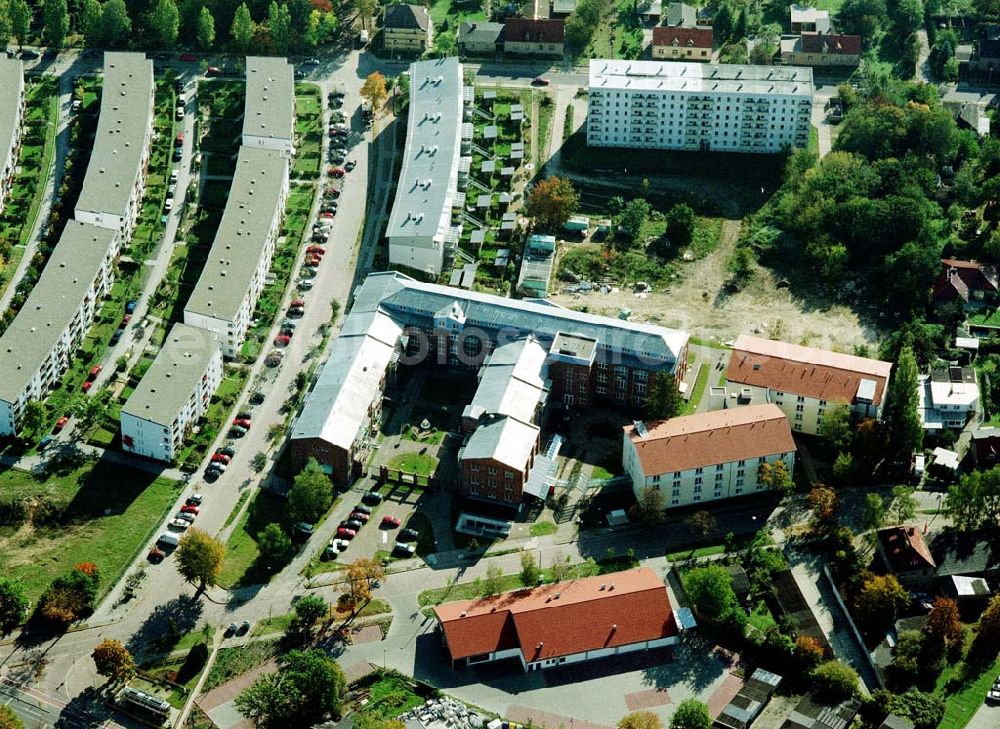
[{"left": 0, "top": 0, "right": 338, "bottom": 54}]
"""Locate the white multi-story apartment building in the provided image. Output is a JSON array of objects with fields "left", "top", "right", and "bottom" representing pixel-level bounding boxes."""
[
  {"left": 622, "top": 404, "right": 796, "bottom": 509},
  {"left": 0, "top": 221, "right": 118, "bottom": 435},
  {"left": 74, "top": 52, "right": 154, "bottom": 245},
  {"left": 385, "top": 57, "right": 471, "bottom": 277},
  {"left": 243, "top": 56, "right": 295, "bottom": 155},
  {"left": 918, "top": 365, "right": 980, "bottom": 433},
  {"left": 184, "top": 147, "right": 289, "bottom": 358},
  {"left": 586, "top": 59, "right": 813, "bottom": 153},
  {"left": 0, "top": 58, "right": 25, "bottom": 213},
  {"left": 725, "top": 334, "right": 893, "bottom": 435},
  {"left": 121, "top": 323, "right": 223, "bottom": 462}
]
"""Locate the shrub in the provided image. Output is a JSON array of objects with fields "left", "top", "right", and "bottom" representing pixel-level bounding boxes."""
[{"left": 812, "top": 660, "right": 859, "bottom": 701}]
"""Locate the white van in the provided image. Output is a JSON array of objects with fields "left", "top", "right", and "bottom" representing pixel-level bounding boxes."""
[{"left": 157, "top": 532, "right": 180, "bottom": 548}]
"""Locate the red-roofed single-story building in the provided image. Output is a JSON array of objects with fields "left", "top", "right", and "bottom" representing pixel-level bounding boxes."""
[
  {"left": 434, "top": 567, "right": 679, "bottom": 671},
  {"left": 652, "top": 27, "right": 714, "bottom": 62},
  {"left": 503, "top": 18, "right": 565, "bottom": 58},
  {"left": 932, "top": 258, "right": 998, "bottom": 311},
  {"left": 781, "top": 33, "right": 862, "bottom": 67},
  {"left": 623, "top": 404, "right": 795, "bottom": 509}
]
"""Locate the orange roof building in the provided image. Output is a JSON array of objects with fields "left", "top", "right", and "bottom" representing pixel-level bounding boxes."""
[
  {"left": 726, "top": 334, "right": 892, "bottom": 436},
  {"left": 623, "top": 404, "right": 796, "bottom": 509},
  {"left": 434, "top": 567, "right": 680, "bottom": 671}
]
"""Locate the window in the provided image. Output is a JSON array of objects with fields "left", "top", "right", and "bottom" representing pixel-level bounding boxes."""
[
  {"left": 671, "top": 499, "right": 680, "bottom": 506},
  {"left": 715, "top": 473, "right": 723, "bottom": 482},
  {"left": 797, "top": 395, "right": 805, "bottom": 403},
  {"left": 471, "top": 463, "right": 480, "bottom": 473},
  {"left": 488, "top": 466, "right": 497, "bottom": 475},
  {"left": 672, "top": 488, "right": 680, "bottom": 497},
  {"left": 795, "top": 413, "right": 803, "bottom": 421},
  {"left": 504, "top": 470, "right": 514, "bottom": 480},
  {"left": 695, "top": 467, "right": 703, "bottom": 475}
]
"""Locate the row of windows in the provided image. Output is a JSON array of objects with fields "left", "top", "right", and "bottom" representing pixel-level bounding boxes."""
[{"left": 591, "top": 92, "right": 810, "bottom": 105}]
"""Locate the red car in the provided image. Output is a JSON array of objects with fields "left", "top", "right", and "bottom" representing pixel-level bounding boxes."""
[
  {"left": 305, "top": 256, "right": 322, "bottom": 267},
  {"left": 274, "top": 334, "right": 291, "bottom": 346},
  {"left": 179, "top": 53, "right": 198, "bottom": 62},
  {"left": 233, "top": 418, "right": 251, "bottom": 429},
  {"left": 290, "top": 300, "right": 305, "bottom": 308},
  {"left": 54, "top": 416, "right": 69, "bottom": 432},
  {"left": 320, "top": 211, "right": 335, "bottom": 219},
  {"left": 121, "top": 313, "right": 132, "bottom": 325},
  {"left": 330, "top": 167, "right": 346, "bottom": 178},
  {"left": 206, "top": 66, "right": 223, "bottom": 77},
  {"left": 532, "top": 77, "right": 551, "bottom": 86},
  {"left": 350, "top": 511, "right": 370, "bottom": 523},
  {"left": 174, "top": 133, "right": 184, "bottom": 148},
  {"left": 180, "top": 504, "right": 200, "bottom": 516},
  {"left": 81, "top": 381, "right": 93, "bottom": 392},
  {"left": 306, "top": 245, "right": 326, "bottom": 255},
  {"left": 337, "top": 527, "right": 356, "bottom": 539},
  {"left": 88, "top": 365, "right": 102, "bottom": 380},
  {"left": 380, "top": 515, "right": 400, "bottom": 528},
  {"left": 147, "top": 547, "right": 166, "bottom": 563},
  {"left": 211, "top": 453, "right": 230, "bottom": 464}
]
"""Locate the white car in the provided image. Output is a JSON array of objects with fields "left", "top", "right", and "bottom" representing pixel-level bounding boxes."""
[
  {"left": 164, "top": 199, "right": 173, "bottom": 212},
  {"left": 170, "top": 170, "right": 178, "bottom": 184},
  {"left": 169, "top": 517, "right": 191, "bottom": 530},
  {"left": 174, "top": 512, "right": 196, "bottom": 524},
  {"left": 297, "top": 279, "right": 313, "bottom": 291}
]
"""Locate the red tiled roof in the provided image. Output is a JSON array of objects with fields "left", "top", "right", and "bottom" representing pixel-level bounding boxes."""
[
  {"left": 624, "top": 404, "right": 795, "bottom": 476},
  {"left": 435, "top": 567, "right": 677, "bottom": 662},
  {"left": 504, "top": 18, "right": 565, "bottom": 44},
  {"left": 799, "top": 33, "right": 862, "bottom": 55},
  {"left": 652, "top": 26, "right": 713, "bottom": 49},
  {"left": 933, "top": 259, "right": 998, "bottom": 303},
  {"left": 725, "top": 335, "right": 892, "bottom": 407},
  {"left": 878, "top": 526, "right": 937, "bottom": 573}
]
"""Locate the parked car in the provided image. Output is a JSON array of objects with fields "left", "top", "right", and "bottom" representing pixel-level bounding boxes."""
[
  {"left": 147, "top": 547, "right": 166, "bottom": 563},
  {"left": 330, "top": 155, "right": 345, "bottom": 165},
  {"left": 39, "top": 435, "right": 54, "bottom": 450},
  {"left": 169, "top": 170, "right": 178, "bottom": 184},
  {"left": 353, "top": 504, "right": 372, "bottom": 515},
  {"left": 110, "top": 330, "right": 122, "bottom": 345},
  {"left": 229, "top": 425, "right": 248, "bottom": 437},
  {"left": 54, "top": 415, "right": 69, "bottom": 432},
  {"left": 217, "top": 446, "right": 235, "bottom": 457},
  {"left": 249, "top": 391, "right": 265, "bottom": 405},
  {"left": 186, "top": 494, "right": 203, "bottom": 505},
  {"left": 337, "top": 527, "right": 357, "bottom": 539},
  {"left": 532, "top": 77, "right": 551, "bottom": 86},
  {"left": 345, "top": 160, "right": 356, "bottom": 172},
  {"left": 300, "top": 266, "right": 318, "bottom": 279},
  {"left": 306, "top": 245, "right": 326, "bottom": 255},
  {"left": 204, "top": 469, "right": 220, "bottom": 483},
  {"left": 211, "top": 453, "right": 230, "bottom": 464},
  {"left": 170, "top": 517, "right": 191, "bottom": 529},
  {"left": 175, "top": 511, "right": 196, "bottom": 524},
  {"left": 281, "top": 319, "right": 298, "bottom": 330},
  {"left": 181, "top": 504, "right": 200, "bottom": 516},
  {"left": 176, "top": 107, "right": 184, "bottom": 120},
  {"left": 174, "top": 133, "right": 184, "bottom": 147},
  {"left": 173, "top": 147, "right": 183, "bottom": 161},
  {"left": 126, "top": 299, "right": 138, "bottom": 314},
  {"left": 398, "top": 528, "right": 419, "bottom": 542},
  {"left": 393, "top": 541, "right": 417, "bottom": 556},
  {"left": 88, "top": 365, "right": 103, "bottom": 380},
  {"left": 225, "top": 622, "right": 237, "bottom": 637},
  {"left": 164, "top": 199, "right": 173, "bottom": 212},
  {"left": 206, "top": 66, "right": 223, "bottom": 77},
  {"left": 331, "top": 167, "right": 346, "bottom": 178},
  {"left": 233, "top": 417, "right": 251, "bottom": 429},
  {"left": 274, "top": 334, "right": 291, "bottom": 346},
  {"left": 167, "top": 184, "right": 176, "bottom": 198},
  {"left": 350, "top": 511, "right": 370, "bottom": 524},
  {"left": 362, "top": 490, "right": 383, "bottom": 505},
  {"left": 239, "top": 621, "right": 251, "bottom": 635},
  {"left": 81, "top": 381, "right": 93, "bottom": 393},
  {"left": 380, "top": 515, "right": 401, "bottom": 528},
  {"left": 297, "top": 280, "right": 313, "bottom": 291},
  {"left": 122, "top": 313, "right": 132, "bottom": 326},
  {"left": 296, "top": 522, "right": 315, "bottom": 536},
  {"left": 320, "top": 211, "right": 335, "bottom": 219},
  {"left": 179, "top": 53, "right": 199, "bottom": 62},
  {"left": 341, "top": 519, "right": 363, "bottom": 531}
]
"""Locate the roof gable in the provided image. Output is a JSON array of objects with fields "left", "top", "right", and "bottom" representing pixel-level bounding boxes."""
[
  {"left": 384, "top": 3, "right": 430, "bottom": 30},
  {"left": 504, "top": 18, "right": 565, "bottom": 44},
  {"left": 652, "top": 26, "right": 713, "bottom": 48}
]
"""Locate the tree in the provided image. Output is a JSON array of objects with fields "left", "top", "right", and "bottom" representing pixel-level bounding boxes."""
[
  {"left": 0, "top": 706, "right": 23, "bottom": 729},
  {"left": 268, "top": 1, "right": 292, "bottom": 53},
  {"left": 685, "top": 510, "right": 717, "bottom": 539},
  {"left": 893, "top": 0, "right": 924, "bottom": 35},
  {"left": 832, "top": 452, "right": 855, "bottom": 486},
  {"left": 945, "top": 467, "right": 1000, "bottom": 531},
  {"left": 820, "top": 404, "right": 852, "bottom": 453},
  {"left": 37, "top": 564, "right": 100, "bottom": 625},
  {"left": 72, "top": 394, "right": 108, "bottom": 435},
  {"left": 618, "top": 713, "right": 662, "bottom": 729},
  {"left": 812, "top": 660, "right": 859, "bottom": 701},
  {"left": 293, "top": 594, "right": 328, "bottom": 629},
  {"left": 855, "top": 573, "right": 910, "bottom": 633},
  {"left": 91, "top": 639, "right": 136, "bottom": 685},
  {"left": 683, "top": 565, "right": 741, "bottom": 624},
  {"left": 525, "top": 177, "right": 579, "bottom": 231},
  {"left": 808, "top": 485, "right": 839, "bottom": 525},
  {"left": 0, "top": 578, "right": 28, "bottom": 635},
  {"left": 636, "top": 486, "right": 664, "bottom": 526},
  {"left": 287, "top": 458, "right": 333, "bottom": 525},
  {"left": 360, "top": 72, "right": 388, "bottom": 119},
  {"left": 482, "top": 562, "right": 504, "bottom": 596},
  {"left": 645, "top": 376, "right": 682, "bottom": 420},
  {"left": 231, "top": 2, "right": 253, "bottom": 52},
  {"left": 618, "top": 198, "right": 651, "bottom": 248},
  {"left": 80, "top": 0, "right": 103, "bottom": 45},
  {"left": 343, "top": 558, "right": 385, "bottom": 613},
  {"left": 235, "top": 649, "right": 346, "bottom": 728},
  {"left": 258, "top": 523, "right": 291, "bottom": 567},
  {"left": 890, "top": 485, "right": 918, "bottom": 525},
  {"left": 42, "top": 0, "right": 68, "bottom": 48},
  {"left": 19, "top": 400, "right": 46, "bottom": 440},
  {"left": 758, "top": 459, "right": 793, "bottom": 495},
  {"left": 353, "top": 0, "right": 378, "bottom": 29},
  {"left": 924, "top": 596, "right": 963, "bottom": 655},
  {"left": 669, "top": 699, "right": 711, "bottom": 729},
  {"left": 862, "top": 492, "right": 885, "bottom": 532},
  {"left": 149, "top": 0, "right": 180, "bottom": 48},
  {"left": 176, "top": 528, "right": 226, "bottom": 592},
  {"left": 886, "top": 346, "right": 923, "bottom": 459},
  {"left": 196, "top": 5, "right": 216, "bottom": 50},
  {"left": 520, "top": 552, "right": 540, "bottom": 586},
  {"left": 10, "top": 0, "right": 29, "bottom": 49},
  {"left": 102, "top": 0, "right": 131, "bottom": 46},
  {"left": 794, "top": 635, "right": 826, "bottom": 671},
  {"left": 664, "top": 203, "right": 695, "bottom": 248},
  {"left": 973, "top": 594, "right": 1000, "bottom": 658}
]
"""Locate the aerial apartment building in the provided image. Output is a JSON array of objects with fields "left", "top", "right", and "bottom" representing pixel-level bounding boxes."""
[
  {"left": 0, "top": 221, "right": 118, "bottom": 435},
  {"left": 120, "top": 323, "right": 223, "bottom": 462},
  {"left": 291, "top": 271, "right": 689, "bottom": 485},
  {"left": 0, "top": 58, "right": 25, "bottom": 213},
  {"left": 184, "top": 147, "right": 289, "bottom": 358},
  {"left": 385, "top": 57, "right": 471, "bottom": 277},
  {"left": 622, "top": 404, "right": 796, "bottom": 509},
  {"left": 586, "top": 59, "right": 813, "bottom": 153},
  {"left": 725, "top": 334, "right": 893, "bottom": 435},
  {"left": 243, "top": 56, "right": 295, "bottom": 155},
  {"left": 74, "top": 52, "right": 154, "bottom": 244}
]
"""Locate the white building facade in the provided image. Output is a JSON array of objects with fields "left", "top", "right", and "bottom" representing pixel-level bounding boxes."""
[
  {"left": 385, "top": 57, "right": 471, "bottom": 277},
  {"left": 918, "top": 366, "right": 980, "bottom": 433},
  {"left": 73, "top": 52, "right": 154, "bottom": 244},
  {"left": 121, "top": 324, "right": 223, "bottom": 462},
  {"left": 0, "top": 59, "right": 25, "bottom": 214},
  {"left": 622, "top": 404, "right": 796, "bottom": 509},
  {"left": 587, "top": 59, "right": 813, "bottom": 153}
]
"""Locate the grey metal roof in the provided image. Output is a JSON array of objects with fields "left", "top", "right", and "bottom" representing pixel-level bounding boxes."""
[
  {"left": 244, "top": 56, "right": 295, "bottom": 143},
  {"left": 589, "top": 59, "right": 814, "bottom": 97},
  {"left": 665, "top": 2, "right": 694, "bottom": 25},
  {"left": 458, "top": 21, "right": 504, "bottom": 44},
  {"left": 0, "top": 59, "right": 23, "bottom": 175},
  {"left": 385, "top": 57, "right": 465, "bottom": 245},
  {"left": 184, "top": 147, "right": 288, "bottom": 323},
  {"left": 464, "top": 338, "right": 549, "bottom": 424},
  {"left": 384, "top": 4, "right": 431, "bottom": 31},
  {"left": 0, "top": 221, "right": 117, "bottom": 403},
  {"left": 462, "top": 416, "right": 539, "bottom": 469},
  {"left": 122, "top": 323, "right": 220, "bottom": 426},
  {"left": 75, "top": 52, "right": 154, "bottom": 221}
]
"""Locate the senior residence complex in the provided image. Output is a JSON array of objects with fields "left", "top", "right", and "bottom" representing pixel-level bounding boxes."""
[{"left": 586, "top": 59, "right": 813, "bottom": 153}]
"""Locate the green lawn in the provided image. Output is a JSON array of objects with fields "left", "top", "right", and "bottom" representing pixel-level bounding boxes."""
[
  {"left": 0, "top": 461, "right": 181, "bottom": 604},
  {"left": 935, "top": 653, "right": 1000, "bottom": 729},
  {"left": 666, "top": 544, "right": 726, "bottom": 561},
  {"left": 530, "top": 520, "right": 558, "bottom": 537},
  {"left": 387, "top": 452, "right": 438, "bottom": 476},
  {"left": 360, "top": 674, "right": 425, "bottom": 720},
  {"left": 682, "top": 363, "right": 710, "bottom": 415},
  {"left": 218, "top": 490, "right": 295, "bottom": 588},
  {"left": 203, "top": 640, "right": 279, "bottom": 692}
]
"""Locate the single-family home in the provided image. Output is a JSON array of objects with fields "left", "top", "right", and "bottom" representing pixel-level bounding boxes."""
[
  {"left": 434, "top": 567, "right": 680, "bottom": 671},
  {"left": 457, "top": 21, "right": 504, "bottom": 55},
  {"left": 789, "top": 4, "right": 831, "bottom": 34},
  {"left": 622, "top": 404, "right": 796, "bottom": 509},
  {"left": 653, "top": 27, "right": 713, "bottom": 61},
  {"left": 876, "top": 526, "right": 937, "bottom": 587},
  {"left": 932, "top": 258, "right": 998, "bottom": 310},
  {"left": 917, "top": 365, "right": 979, "bottom": 432},
  {"left": 503, "top": 18, "right": 565, "bottom": 58},
  {"left": 781, "top": 33, "right": 862, "bottom": 67},
  {"left": 382, "top": 4, "right": 433, "bottom": 53}
]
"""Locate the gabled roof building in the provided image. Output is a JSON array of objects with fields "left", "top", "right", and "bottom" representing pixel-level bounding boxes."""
[
  {"left": 383, "top": 4, "right": 433, "bottom": 52},
  {"left": 652, "top": 27, "right": 714, "bottom": 62},
  {"left": 876, "top": 526, "right": 937, "bottom": 586},
  {"left": 932, "top": 258, "right": 998, "bottom": 309}
]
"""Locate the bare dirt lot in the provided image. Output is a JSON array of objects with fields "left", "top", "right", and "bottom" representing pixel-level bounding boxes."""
[{"left": 549, "top": 220, "right": 881, "bottom": 353}]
